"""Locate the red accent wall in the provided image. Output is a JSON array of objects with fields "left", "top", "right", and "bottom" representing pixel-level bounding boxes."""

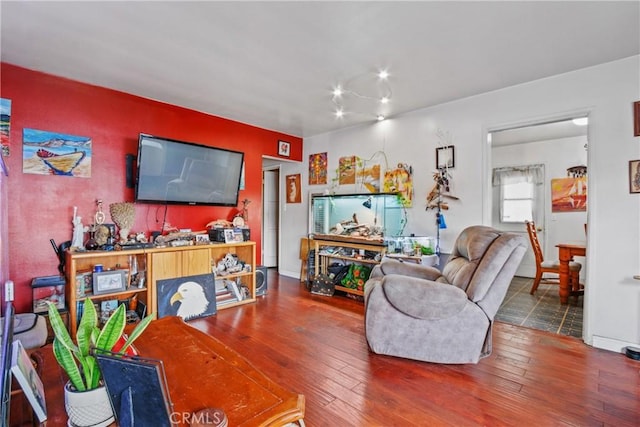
[{"left": 0, "top": 63, "right": 302, "bottom": 313}]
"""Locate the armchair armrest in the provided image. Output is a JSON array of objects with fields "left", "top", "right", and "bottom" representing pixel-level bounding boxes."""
[
  {"left": 376, "top": 258, "right": 444, "bottom": 282},
  {"left": 381, "top": 274, "right": 468, "bottom": 320}
]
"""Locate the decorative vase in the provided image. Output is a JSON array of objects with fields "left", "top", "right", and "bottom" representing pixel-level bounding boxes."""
[{"left": 64, "top": 382, "right": 115, "bottom": 427}]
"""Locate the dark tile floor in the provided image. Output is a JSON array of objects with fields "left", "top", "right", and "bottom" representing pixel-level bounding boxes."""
[{"left": 495, "top": 276, "right": 583, "bottom": 338}]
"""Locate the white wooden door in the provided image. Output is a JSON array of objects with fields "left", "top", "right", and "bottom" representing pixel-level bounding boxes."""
[{"left": 262, "top": 169, "right": 279, "bottom": 267}]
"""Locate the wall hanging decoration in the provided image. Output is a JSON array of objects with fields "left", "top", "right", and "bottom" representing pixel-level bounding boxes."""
[
  {"left": 1, "top": 98, "right": 11, "bottom": 157},
  {"left": 309, "top": 152, "right": 328, "bottom": 185},
  {"left": 22, "top": 128, "right": 91, "bottom": 177},
  {"left": 338, "top": 156, "right": 357, "bottom": 185},
  {"left": 383, "top": 163, "right": 413, "bottom": 207},
  {"left": 630, "top": 159, "right": 640, "bottom": 194},
  {"left": 633, "top": 101, "right": 639, "bottom": 137},
  {"left": 436, "top": 145, "right": 455, "bottom": 169},
  {"left": 286, "top": 174, "right": 302, "bottom": 203},
  {"left": 157, "top": 274, "right": 217, "bottom": 320},
  {"left": 426, "top": 168, "right": 459, "bottom": 255},
  {"left": 278, "top": 140, "right": 291, "bottom": 157},
  {"left": 551, "top": 177, "right": 587, "bottom": 211}
]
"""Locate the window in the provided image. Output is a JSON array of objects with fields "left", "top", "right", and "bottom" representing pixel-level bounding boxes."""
[
  {"left": 501, "top": 181, "right": 533, "bottom": 222},
  {"left": 493, "top": 164, "right": 544, "bottom": 224}
]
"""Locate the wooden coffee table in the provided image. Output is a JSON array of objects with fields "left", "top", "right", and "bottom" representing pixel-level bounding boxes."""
[{"left": 32, "top": 316, "right": 305, "bottom": 426}]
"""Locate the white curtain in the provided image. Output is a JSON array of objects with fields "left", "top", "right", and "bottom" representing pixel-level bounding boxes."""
[{"left": 492, "top": 164, "right": 544, "bottom": 186}]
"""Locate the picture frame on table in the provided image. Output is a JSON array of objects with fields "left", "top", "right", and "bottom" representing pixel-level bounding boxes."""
[
  {"left": 278, "top": 140, "right": 291, "bottom": 157},
  {"left": 629, "top": 159, "right": 640, "bottom": 194},
  {"left": 93, "top": 270, "right": 127, "bottom": 295},
  {"left": 436, "top": 145, "right": 455, "bottom": 169},
  {"left": 223, "top": 229, "right": 235, "bottom": 243}
]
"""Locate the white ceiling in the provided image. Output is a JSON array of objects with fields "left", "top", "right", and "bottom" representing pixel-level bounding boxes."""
[{"left": 1, "top": 1, "right": 638, "bottom": 139}]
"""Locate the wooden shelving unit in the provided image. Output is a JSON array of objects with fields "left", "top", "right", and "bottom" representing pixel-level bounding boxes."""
[
  {"left": 65, "top": 241, "right": 256, "bottom": 338},
  {"left": 312, "top": 235, "right": 386, "bottom": 298}
]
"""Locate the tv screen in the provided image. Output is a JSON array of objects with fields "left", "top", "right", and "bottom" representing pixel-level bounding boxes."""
[{"left": 135, "top": 134, "right": 244, "bottom": 206}]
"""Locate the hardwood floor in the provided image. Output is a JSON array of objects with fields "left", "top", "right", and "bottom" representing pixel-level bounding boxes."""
[{"left": 189, "top": 271, "right": 640, "bottom": 426}]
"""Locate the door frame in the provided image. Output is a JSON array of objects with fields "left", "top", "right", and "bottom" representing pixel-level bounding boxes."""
[
  {"left": 261, "top": 165, "right": 281, "bottom": 271},
  {"left": 482, "top": 108, "right": 593, "bottom": 341}
]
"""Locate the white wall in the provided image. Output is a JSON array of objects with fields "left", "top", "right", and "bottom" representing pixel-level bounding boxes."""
[{"left": 279, "top": 56, "right": 640, "bottom": 353}]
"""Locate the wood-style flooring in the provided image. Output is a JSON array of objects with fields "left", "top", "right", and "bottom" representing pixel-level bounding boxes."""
[{"left": 189, "top": 270, "right": 640, "bottom": 426}]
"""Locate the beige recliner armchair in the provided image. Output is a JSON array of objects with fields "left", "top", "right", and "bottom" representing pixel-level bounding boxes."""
[{"left": 364, "top": 225, "right": 527, "bottom": 364}]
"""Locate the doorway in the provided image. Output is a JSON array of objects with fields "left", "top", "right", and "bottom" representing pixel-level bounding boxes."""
[
  {"left": 489, "top": 116, "right": 588, "bottom": 337},
  {"left": 262, "top": 167, "right": 280, "bottom": 268},
  {"left": 489, "top": 116, "right": 588, "bottom": 277}
]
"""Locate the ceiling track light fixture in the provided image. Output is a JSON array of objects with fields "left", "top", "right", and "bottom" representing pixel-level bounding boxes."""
[{"left": 331, "top": 69, "right": 393, "bottom": 122}]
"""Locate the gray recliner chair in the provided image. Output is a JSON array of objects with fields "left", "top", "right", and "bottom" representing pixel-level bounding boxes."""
[{"left": 364, "top": 225, "right": 527, "bottom": 364}]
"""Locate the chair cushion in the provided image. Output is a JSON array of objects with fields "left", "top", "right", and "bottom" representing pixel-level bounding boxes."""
[
  {"left": 381, "top": 274, "right": 468, "bottom": 320},
  {"left": 540, "top": 260, "right": 582, "bottom": 271}
]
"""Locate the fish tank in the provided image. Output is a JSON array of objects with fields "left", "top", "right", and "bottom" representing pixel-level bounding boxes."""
[{"left": 309, "top": 192, "right": 406, "bottom": 240}]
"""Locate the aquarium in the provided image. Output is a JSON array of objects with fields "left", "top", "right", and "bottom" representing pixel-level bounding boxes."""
[{"left": 309, "top": 192, "right": 406, "bottom": 239}]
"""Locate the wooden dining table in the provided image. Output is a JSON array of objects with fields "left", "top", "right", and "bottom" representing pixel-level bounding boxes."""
[{"left": 556, "top": 242, "right": 586, "bottom": 304}]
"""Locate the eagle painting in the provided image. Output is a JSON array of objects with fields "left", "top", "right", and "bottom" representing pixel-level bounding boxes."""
[{"left": 157, "top": 274, "right": 216, "bottom": 320}]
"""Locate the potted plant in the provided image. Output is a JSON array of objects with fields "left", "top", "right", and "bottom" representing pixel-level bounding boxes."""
[{"left": 47, "top": 298, "right": 155, "bottom": 427}]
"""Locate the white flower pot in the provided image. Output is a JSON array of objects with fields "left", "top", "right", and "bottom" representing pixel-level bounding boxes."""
[{"left": 64, "top": 382, "right": 115, "bottom": 427}]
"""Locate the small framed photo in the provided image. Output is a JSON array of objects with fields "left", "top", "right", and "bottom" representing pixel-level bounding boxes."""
[
  {"left": 223, "top": 229, "right": 235, "bottom": 243},
  {"left": 436, "top": 145, "right": 455, "bottom": 169},
  {"left": 278, "top": 140, "right": 291, "bottom": 157},
  {"left": 630, "top": 159, "right": 640, "bottom": 194},
  {"left": 93, "top": 270, "right": 127, "bottom": 295},
  {"left": 195, "top": 233, "right": 210, "bottom": 244}
]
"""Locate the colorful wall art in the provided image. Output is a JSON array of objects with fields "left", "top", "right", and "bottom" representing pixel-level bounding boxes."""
[
  {"left": 357, "top": 163, "right": 381, "bottom": 193},
  {"left": 23, "top": 128, "right": 91, "bottom": 177},
  {"left": 338, "top": 156, "right": 357, "bottom": 185},
  {"left": 286, "top": 173, "right": 302, "bottom": 203},
  {"left": 551, "top": 177, "right": 587, "bottom": 212},
  {"left": 1, "top": 98, "right": 11, "bottom": 157},
  {"left": 309, "top": 152, "right": 328, "bottom": 185},
  {"left": 383, "top": 165, "right": 413, "bottom": 207}
]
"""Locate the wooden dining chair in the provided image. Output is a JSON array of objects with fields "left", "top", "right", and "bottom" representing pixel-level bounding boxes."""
[{"left": 525, "top": 221, "right": 582, "bottom": 295}]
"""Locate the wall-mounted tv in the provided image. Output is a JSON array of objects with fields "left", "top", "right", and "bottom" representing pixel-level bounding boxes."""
[{"left": 135, "top": 133, "right": 244, "bottom": 206}]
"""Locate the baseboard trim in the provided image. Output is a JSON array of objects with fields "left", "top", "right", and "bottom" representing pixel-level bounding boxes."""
[{"left": 592, "top": 335, "right": 638, "bottom": 354}]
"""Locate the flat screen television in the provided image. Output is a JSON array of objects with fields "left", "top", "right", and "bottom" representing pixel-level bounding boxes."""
[{"left": 135, "top": 134, "right": 244, "bottom": 206}]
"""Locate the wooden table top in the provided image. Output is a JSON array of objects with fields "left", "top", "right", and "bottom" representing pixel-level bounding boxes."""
[{"left": 31, "top": 316, "right": 304, "bottom": 426}]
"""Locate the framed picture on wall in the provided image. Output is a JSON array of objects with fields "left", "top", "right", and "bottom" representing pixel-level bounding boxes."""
[
  {"left": 634, "top": 101, "right": 640, "bottom": 137},
  {"left": 630, "top": 159, "right": 640, "bottom": 194},
  {"left": 278, "top": 140, "right": 290, "bottom": 157},
  {"left": 436, "top": 145, "right": 455, "bottom": 169}
]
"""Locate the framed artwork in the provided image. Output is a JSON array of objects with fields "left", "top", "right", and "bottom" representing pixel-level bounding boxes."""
[
  {"left": 11, "top": 341, "right": 47, "bottom": 422},
  {"left": 93, "top": 270, "right": 127, "bottom": 295},
  {"left": 634, "top": 101, "right": 640, "bottom": 137},
  {"left": 630, "top": 159, "right": 640, "bottom": 194},
  {"left": 551, "top": 177, "right": 587, "bottom": 212},
  {"left": 309, "top": 152, "right": 328, "bottom": 185},
  {"left": 436, "top": 145, "right": 455, "bottom": 169},
  {"left": 1, "top": 98, "right": 11, "bottom": 157},
  {"left": 286, "top": 174, "right": 301, "bottom": 203},
  {"left": 23, "top": 128, "right": 91, "bottom": 177},
  {"left": 157, "top": 274, "right": 217, "bottom": 320},
  {"left": 278, "top": 140, "right": 290, "bottom": 157},
  {"left": 338, "top": 156, "right": 356, "bottom": 185}
]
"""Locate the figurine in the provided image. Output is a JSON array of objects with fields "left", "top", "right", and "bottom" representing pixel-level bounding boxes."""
[{"left": 71, "top": 207, "right": 85, "bottom": 249}]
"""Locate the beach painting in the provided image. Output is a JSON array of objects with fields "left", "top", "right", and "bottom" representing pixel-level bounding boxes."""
[
  {"left": 23, "top": 128, "right": 92, "bottom": 177},
  {"left": 1, "top": 98, "right": 11, "bottom": 155}
]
